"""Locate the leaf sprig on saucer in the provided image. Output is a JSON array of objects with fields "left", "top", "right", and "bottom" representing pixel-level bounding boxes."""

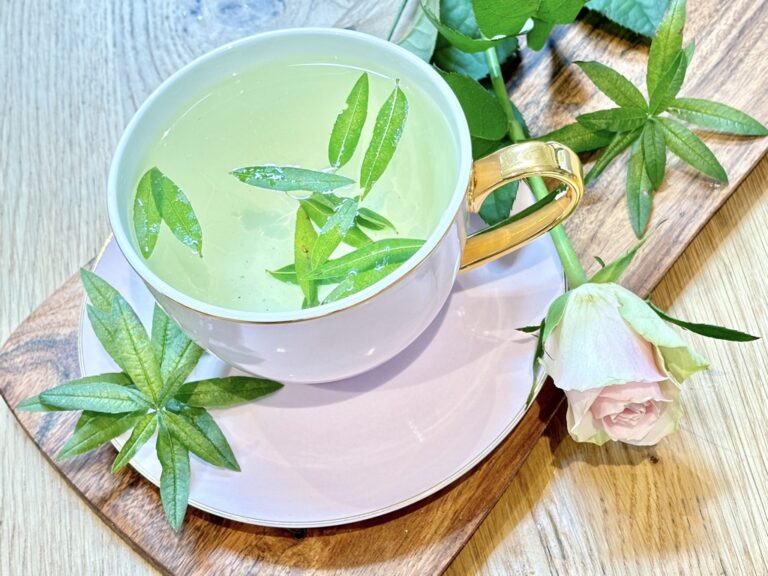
[
  {"left": 231, "top": 73, "right": 426, "bottom": 309},
  {"left": 18, "top": 269, "right": 283, "bottom": 531}
]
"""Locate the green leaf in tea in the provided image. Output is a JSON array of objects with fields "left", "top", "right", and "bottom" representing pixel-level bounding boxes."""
[
  {"left": 39, "top": 382, "right": 151, "bottom": 413},
  {"left": 535, "top": 123, "right": 614, "bottom": 153},
  {"left": 163, "top": 410, "right": 239, "bottom": 471},
  {"left": 311, "top": 198, "right": 359, "bottom": 269},
  {"left": 304, "top": 193, "right": 395, "bottom": 232},
  {"left": 438, "top": 71, "right": 507, "bottom": 141},
  {"left": 329, "top": 73, "right": 369, "bottom": 169},
  {"left": 309, "top": 238, "right": 425, "bottom": 282},
  {"left": 357, "top": 207, "right": 397, "bottom": 232},
  {"left": 300, "top": 196, "right": 373, "bottom": 249},
  {"left": 322, "top": 263, "right": 403, "bottom": 304},
  {"left": 360, "top": 85, "right": 409, "bottom": 198},
  {"left": 112, "top": 412, "right": 158, "bottom": 472},
  {"left": 133, "top": 169, "right": 162, "bottom": 258},
  {"left": 156, "top": 421, "right": 190, "bottom": 532},
  {"left": 575, "top": 61, "right": 647, "bottom": 110},
  {"left": 586, "top": 0, "right": 669, "bottom": 37},
  {"left": 141, "top": 167, "right": 204, "bottom": 257},
  {"left": 656, "top": 117, "right": 727, "bottom": 183},
  {"left": 175, "top": 377, "right": 283, "bottom": 408},
  {"left": 231, "top": 166, "right": 355, "bottom": 194},
  {"left": 294, "top": 205, "right": 319, "bottom": 308},
  {"left": 647, "top": 301, "right": 760, "bottom": 342},
  {"left": 667, "top": 98, "right": 768, "bottom": 136},
  {"left": 58, "top": 411, "right": 147, "bottom": 460},
  {"left": 479, "top": 181, "right": 519, "bottom": 226}
]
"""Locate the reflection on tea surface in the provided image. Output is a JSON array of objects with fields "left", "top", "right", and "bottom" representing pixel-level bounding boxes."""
[{"left": 132, "top": 60, "right": 456, "bottom": 312}]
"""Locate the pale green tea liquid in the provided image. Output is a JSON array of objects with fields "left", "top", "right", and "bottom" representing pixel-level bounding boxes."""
[{"left": 134, "top": 59, "right": 456, "bottom": 312}]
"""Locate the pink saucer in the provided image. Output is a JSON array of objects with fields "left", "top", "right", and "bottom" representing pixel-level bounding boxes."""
[{"left": 80, "top": 208, "right": 564, "bottom": 528}]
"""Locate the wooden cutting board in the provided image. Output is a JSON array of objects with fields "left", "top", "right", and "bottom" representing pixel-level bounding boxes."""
[{"left": 1, "top": 0, "right": 766, "bottom": 573}]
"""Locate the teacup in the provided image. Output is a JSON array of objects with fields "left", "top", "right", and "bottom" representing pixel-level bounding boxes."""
[{"left": 108, "top": 28, "right": 583, "bottom": 384}]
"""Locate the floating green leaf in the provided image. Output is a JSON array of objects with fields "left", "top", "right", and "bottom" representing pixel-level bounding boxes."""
[
  {"left": 40, "top": 382, "right": 151, "bottom": 413},
  {"left": 175, "top": 377, "right": 283, "bottom": 408},
  {"left": 133, "top": 169, "right": 162, "bottom": 258},
  {"left": 294, "top": 205, "right": 319, "bottom": 308},
  {"left": 300, "top": 196, "right": 372, "bottom": 249},
  {"left": 577, "top": 107, "right": 648, "bottom": 132},
  {"left": 163, "top": 410, "right": 239, "bottom": 471},
  {"left": 667, "top": 98, "right": 768, "bottom": 136},
  {"left": 309, "top": 238, "right": 425, "bottom": 282},
  {"left": 360, "top": 86, "right": 409, "bottom": 198},
  {"left": 647, "top": 301, "right": 760, "bottom": 342},
  {"left": 156, "top": 421, "right": 190, "bottom": 532},
  {"left": 641, "top": 120, "right": 666, "bottom": 189},
  {"left": 144, "top": 167, "right": 203, "bottom": 257},
  {"left": 535, "top": 123, "right": 614, "bottom": 153},
  {"left": 656, "top": 117, "right": 727, "bottom": 182},
  {"left": 58, "top": 411, "right": 147, "bottom": 460},
  {"left": 575, "top": 61, "right": 647, "bottom": 109},
  {"left": 112, "top": 412, "right": 158, "bottom": 472},
  {"left": 586, "top": 0, "right": 669, "bottom": 37},
  {"left": 328, "top": 73, "right": 369, "bottom": 168},
  {"left": 439, "top": 71, "right": 507, "bottom": 141},
  {"left": 479, "top": 181, "right": 519, "bottom": 226},
  {"left": 322, "top": 263, "right": 403, "bottom": 304},
  {"left": 231, "top": 166, "right": 355, "bottom": 193},
  {"left": 357, "top": 208, "right": 396, "bottom": 232},
  {"left": 311, "top": 198, "right": 359, "bottom": 269}
]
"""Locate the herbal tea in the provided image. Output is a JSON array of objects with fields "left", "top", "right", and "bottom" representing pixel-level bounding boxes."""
[{"left": 131, "top": 58, "right": 456, "bottom": 312}]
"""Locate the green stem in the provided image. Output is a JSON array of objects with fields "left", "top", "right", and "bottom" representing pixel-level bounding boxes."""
[
  {"left": 484, "top": 48, "right": 588, "bottom": 288},
  {"left": 387, "top": 0, "right": 410, "bottom": 41}
]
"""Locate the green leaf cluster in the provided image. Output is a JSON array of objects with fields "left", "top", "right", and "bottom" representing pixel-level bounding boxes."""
[
  {"left": 18, "top": 270, "right": 283, "bottom": 531},
  {"left": 536, "top": 0, "right": 767, "bottom": 236},
  {"left": 133, "top": 167, "right": 204, "bottom": 259},
  {"left": 231, "top": 72, "right": 422, "bottom": 310}
]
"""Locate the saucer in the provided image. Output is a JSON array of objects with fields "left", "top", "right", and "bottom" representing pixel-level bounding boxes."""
[{"left": 80, "top": 210, "right": 564, "bottom": 528}]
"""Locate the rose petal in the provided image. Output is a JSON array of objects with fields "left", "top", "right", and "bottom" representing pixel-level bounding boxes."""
[{"left": 543, "top": 284, "right": 667, "bottom": 391}]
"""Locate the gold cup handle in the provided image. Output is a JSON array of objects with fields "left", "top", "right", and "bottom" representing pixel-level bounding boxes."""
[{"left": 460, "top": 141, "right": 584, "bottom": 271}]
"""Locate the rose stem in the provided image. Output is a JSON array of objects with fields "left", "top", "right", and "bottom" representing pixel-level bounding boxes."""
[{"left": 484, "top": 46, "right": 588, "bottom": 289}]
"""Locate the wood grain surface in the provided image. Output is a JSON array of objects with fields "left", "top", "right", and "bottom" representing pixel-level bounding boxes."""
[{"left": 1, "top": 0, "right": 766, "bottom": 574}]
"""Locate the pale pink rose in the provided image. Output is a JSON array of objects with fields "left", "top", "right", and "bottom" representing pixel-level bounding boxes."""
[
  {"left": 565, "top": 380, "right": 682, "bottom": 446},
  {"left": 540, "top": 283, "right": 707, "bottom": 446}
]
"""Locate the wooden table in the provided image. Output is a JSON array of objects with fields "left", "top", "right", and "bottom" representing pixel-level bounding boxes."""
[{"left": 2, "top": 2, "right": 767, "bottom": 574}]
